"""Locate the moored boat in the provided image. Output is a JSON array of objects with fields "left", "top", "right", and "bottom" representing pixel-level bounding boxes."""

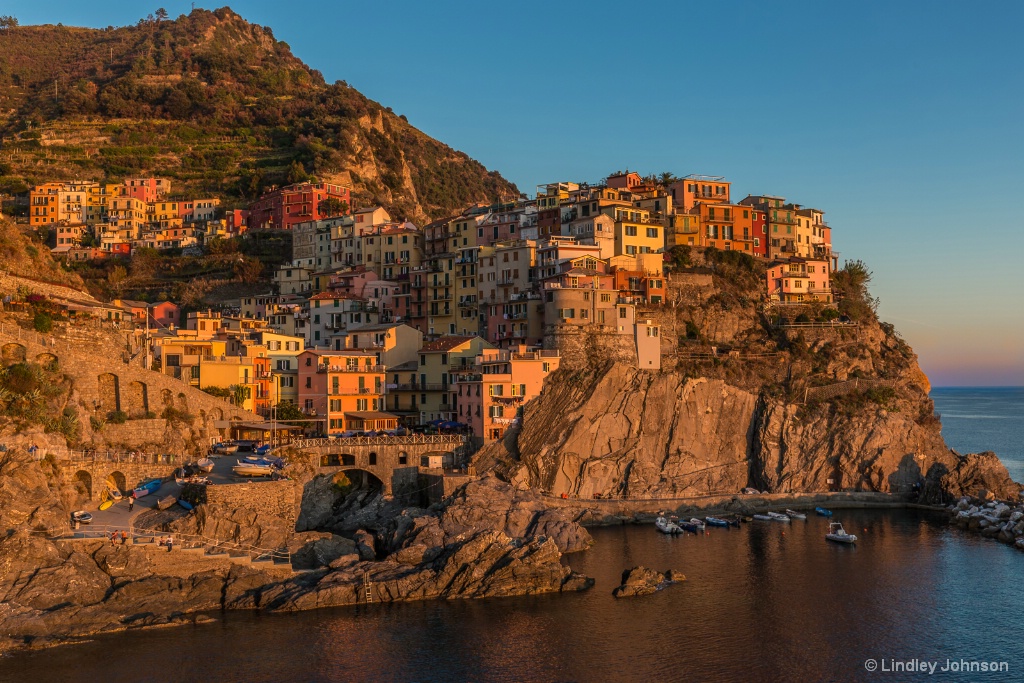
[
  {"left": 752, "top": 514, "right": 774, "bottom": 521},
  {"left": 825, "top": 522, "right": 857, "bottom": 544},
  {"left": 705, "top": 516, "right": 731, "bottom": 527},
  {"left": 766, "top": 512, "right": 791, "bottom": 522},
  {"left": 196, "top": 458, "right": 214, "bottom": 473},
  {"left": 815, "top": 507, "right": 833, "bottom": 517},
  {"left": 785, "top": 509, "right": 807, "bottom": 520},
  {"left": 655, "top": 516, "right": 682, "bottom": 534}
]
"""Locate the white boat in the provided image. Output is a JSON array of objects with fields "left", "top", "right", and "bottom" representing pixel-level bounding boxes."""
[
  {"left": 107, "top": 487, "right": 123, "bottom": 502},
  {"left": 784, "top": 509, "right": 807, "bottom": 520},
  {"left": 826, "top": 522, "right": 858, "bottom": 544},
  {"left": 767, "top": 512, "right": 791, "bottom": 522},
  {"left": 655, "top": 516, "right": 682, "bottom": 534},
  {"left": 752, "top": 514, "right": 774, "bottom": 521},
  {"left": 232, "top": 461, "right": 274, "bottom": 477},
  {"left": 196, "top": 458, "right": 214, "bottom": 473}
]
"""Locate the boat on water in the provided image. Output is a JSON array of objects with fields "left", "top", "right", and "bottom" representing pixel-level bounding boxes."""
[
  {"left": 785, "top": 509, "right": 807, "bottom": 520},
  {"left": 767, "top": 512, "right": 791, "bottom": 522},
  {"left": 825, "top": 522, "right": 857, "bottom": 544},
  {"left": 752, "top": 514, "right": 774, "bottom": 521},
  {"left": 233, "top": 461, "right": 274, "bottom": 477},
  {"left": 815, "top": 507, "right": 833, "bottom": 517},
  {"left": 196, "top": 458, "right": 214, "bottom": 473},
  {"left": 655, "top": 516, "right": 682, "bottom": 534},
  {"left": 705, "top": 516, "right": 731, "bottom": 527},
  {"left": 132, "top": 478, "right": 162, "bottom": 498}
]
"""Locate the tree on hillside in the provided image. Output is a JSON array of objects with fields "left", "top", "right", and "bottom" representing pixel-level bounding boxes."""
[
  {"left": 659, "top": 172, "right": 676, "bottom": 187},
  {"left": 233, "top": 255, "right": 263, "bottom": 283},
  {"left": 274, "top": 401, "right": 305, "bottom": 421},
  {"left": 832, "top": 260, "right": 879, "bottom": 321},
  {"left": 230, "top": 384, "right": 249, "bottom": 408},
  {"left": 0, "top": 16, "right": 18, "bottom": 30},
  {"left": 317, "top": 197, "right": 348, "bottom": 217},
  {"left": 155, "top": 8, "right": 168, "bottom": 22},
  {"left": 107, "top": 265, "right": 128, "bottom": 295},
  {"left": 286, "top": 160, "right": 309, "bottom": 185}
]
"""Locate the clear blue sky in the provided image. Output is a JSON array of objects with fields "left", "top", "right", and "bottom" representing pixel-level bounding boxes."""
[{"left": 8, "top": 1, "right": 1024, "bottom": 386}]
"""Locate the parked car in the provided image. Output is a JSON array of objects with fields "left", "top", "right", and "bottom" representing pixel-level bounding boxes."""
[{"left": 71, "top": 511, "right": 93, "bottom": 524}]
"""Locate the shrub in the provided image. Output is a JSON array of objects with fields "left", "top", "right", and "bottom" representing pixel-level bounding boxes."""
[
  {"left": 866, "top": 385, "right": 896, "bottom": 407},
  {"left": 33, "top": 311, "right": 52, "bottom": 333},
  {"left": 819, "top": 309, "right": 840, "bottom": 322},
  {"left": 90, "top": 416, "right": 105, "bottom": 431},
  {"left": 161, "top": 406, "right": 195, "bottom": 423},
  {"left": 684, "top": 320, "right": 700, "bottom": 340},
  {"left": 107, "top": 410, "right": 128, "bottom": 424}
]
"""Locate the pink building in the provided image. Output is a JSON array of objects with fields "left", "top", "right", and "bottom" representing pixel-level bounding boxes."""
[
  {"left": 226, "top": 209, "right": 249, "bottom": 236},
  {"left": 247, "top": 182, "right": 351, "bottom": 231},
  {"left": 456, "top": 346, "right": 560, "bottom": 443},
  {"left": 329, "top": 268, "right": 379, "bottom": 298},
  {"left": 124, "top": 177, "right": 171, "bottom": 203},
  {"left": 149, "top": 301, "right": 181, "bottom": 328},
  {"left": 766, "top": 258, "right": 832, "bottom": 303}
]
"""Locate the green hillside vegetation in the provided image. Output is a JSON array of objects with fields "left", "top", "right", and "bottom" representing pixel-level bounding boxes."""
[{"left": 0, "top": 7, "right": 517, "bottom": 220}]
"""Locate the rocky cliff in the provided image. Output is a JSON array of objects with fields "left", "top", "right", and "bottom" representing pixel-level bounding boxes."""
[{"left": 483, "top": 258, "right": 1018, "bottom": 503}]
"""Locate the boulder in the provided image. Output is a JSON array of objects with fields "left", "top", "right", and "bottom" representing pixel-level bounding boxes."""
[{"left": 612, "top": 566, "right": 678, "bottom": 598}]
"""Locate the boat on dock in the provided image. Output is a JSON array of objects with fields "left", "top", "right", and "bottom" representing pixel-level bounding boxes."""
[
  {"left": 767, "top": 512, "right": 791, "bottom": 522},
  {"left": 196, "top": 458, "right": 214, "bottom": 473},
  {"left": 655, "top": 516, "right": 682, "bottom": 534},
  {"left": 232, "top": 461, "right": 274, "bottom": 477},
  {"left": 785, "top": 509, "right": 807, "bottom": 520},
  {"left": 705, "top": 516, "right": 731, "bottom": 527},
  {"left": 132, "top": 478, "right": 162, "bottom": 498},
  {"left": 825, "top": 522, "right": 857, "bottom": 544},
  {"left": 212, "top": 441, "right": 239, "bottom": 455},
  {"left": 815, "top": 507, "right": 833, "bottom": 517}
]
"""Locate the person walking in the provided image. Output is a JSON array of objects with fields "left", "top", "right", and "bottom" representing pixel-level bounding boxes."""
[
  {"left": 166, "top": 535, "right": 173, "bottom": 553},
  {"left": 128, "top": 496, "right": 134, "bottom": 512},
  {"left": 110, "top": 530, "right": 117, "bottom": 546},
  {"left": 120, "top": 530, "right": 128, "bottom": 545}
]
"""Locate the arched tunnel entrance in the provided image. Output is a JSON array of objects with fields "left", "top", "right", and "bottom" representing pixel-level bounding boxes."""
[{"left": 299, "top": 468, "right": 385, "bottom": 535}]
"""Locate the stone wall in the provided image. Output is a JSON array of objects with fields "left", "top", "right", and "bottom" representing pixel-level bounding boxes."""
[
  {"left": 205, "top": 480, "right": 298, "bottom": 524},
  {"left": 0, "top": 272, "right": 93, "bottom": 301},
  {"left": 544, "top": 327, "right": 637, "bottom": 371}
]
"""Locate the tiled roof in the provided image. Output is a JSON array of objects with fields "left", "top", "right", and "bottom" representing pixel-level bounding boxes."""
[{"left": 420, "top": 336, "right": 476, "bottom": 352}]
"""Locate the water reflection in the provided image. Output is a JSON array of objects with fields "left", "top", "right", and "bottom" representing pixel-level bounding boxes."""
[{"left": 2, "top": 510, "right": 1021, "bottom": 683}]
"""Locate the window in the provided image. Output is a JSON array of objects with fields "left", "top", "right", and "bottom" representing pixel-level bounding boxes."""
[
  {"left": 619, "top": 307, "right": 627, "bottom": 318},
  {"left": 329, "top": 399, "right": 341, "bottom": 411},
  {"left": 305, "top": 377, "right": 312, "bottom": 388},
  {"left": 646, "top": 228, "right": 658, "bottom": 238},
  {"left": 625, "top": 226, "right": 637, "bottom": 236}
]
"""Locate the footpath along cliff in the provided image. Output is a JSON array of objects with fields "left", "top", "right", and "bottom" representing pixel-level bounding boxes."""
[{"left": 478, "top": 251, "right": 1017, "bottom": 503}]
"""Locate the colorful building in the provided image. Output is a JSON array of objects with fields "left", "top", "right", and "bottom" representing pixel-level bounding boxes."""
[
  {"left": 246, "top": 182, "right": 351, "bottom": 231},
  {"left": 297, "top": 349, "right": 390, "bottom": 434},
  {"left": 766, "top": 258, "right": 832, "bottom": 303}
]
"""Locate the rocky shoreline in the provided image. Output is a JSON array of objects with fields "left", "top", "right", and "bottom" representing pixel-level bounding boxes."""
[{"left": 948, "top": 495, "right": 1024, "bottom": 551}]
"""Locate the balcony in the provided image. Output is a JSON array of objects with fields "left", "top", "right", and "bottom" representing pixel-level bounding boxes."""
[
  {"left": 458, "top": 296, "right": 478, "bottom": 307},
  {"left": 432, "top": 293, "right": 452, "bottom": 301},
  {"left": 497, "top": 277, "right": 516, "bottom": 286},
  {"left": 317, "top": 364, "right": 386, "bottom": 373},
  {"left": 393, "top": 382, "right": 446, "bottom": 391}
]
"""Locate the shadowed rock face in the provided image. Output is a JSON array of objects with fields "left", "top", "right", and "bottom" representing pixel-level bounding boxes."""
[{"left": 485, "top": 361, "right": 1018, "bottom": 503}]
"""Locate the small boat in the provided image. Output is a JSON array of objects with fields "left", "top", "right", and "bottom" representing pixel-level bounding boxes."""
[
  {"left": 705, "top": 516, "right": 731, "bottom": 527},
  {"left": 107, "top": 487, "right": 123, "bottom": 502},
  {"left": 785, "top": 509, "right": 807, "bottom": 520},
  {"left": 132, "top": 478, "right": 162, "bottom": 498},
  {"left": 212, "top": 442, "right": 239, "bottom": 455},
  {"left": 825, "top": 522, "right": 857, "bottom": 544},
  {"left": 678, "top": 520, "right": 701, "bottom": 532},
  {"left": 196, "top": 458, "right": 214, "bottom": 473},
  {"left": 655, "top": 516, "right": 682, "bottom": 534},
  {"left": 815, "top": 507, "right": 833, "bottom": 517},
  {"left": 752, "top": 514, "right": 774, "bottom": 521},
  {"left": 98, "top": 499, "right": 113, "bottom": 511},
  {"left": 177, "top": 499, "right": 194, "bottom": 511},
  {"left": 156, "top": 495, "right": 177, "bottom": 511},
  {"left": 767, "top": 512, "right": 791, "bottom": 522},
  {"left": 233, "top": 462, "right": 274, "bottom": 477}
]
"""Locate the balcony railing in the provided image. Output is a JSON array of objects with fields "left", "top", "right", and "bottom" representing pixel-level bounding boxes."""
[
  {"left": 317, "top": 364, "right": 386, "bottom": 373},
  {"left": 392, "top": 383, "right": 446, "bottom": 391}
]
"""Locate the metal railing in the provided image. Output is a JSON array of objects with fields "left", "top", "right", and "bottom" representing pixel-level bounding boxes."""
[
  {"left": 291, "top": 434, "right": 467, "bottom": 448},
  {"left": 61, "top": 450, "right": 184, "bottom": 465}
]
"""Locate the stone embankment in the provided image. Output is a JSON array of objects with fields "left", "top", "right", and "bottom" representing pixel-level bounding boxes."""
[{"left": 949, "top": 495, "right": 1024, "bottom": 551}]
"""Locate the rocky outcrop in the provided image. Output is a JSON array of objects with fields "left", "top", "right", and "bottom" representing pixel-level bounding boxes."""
[
  {"left": 486, "top": 360, "right": 1018, "bottom": 503},
  {"left": 950, "top": 495, "right": 1024, "bottom": 549},
  {"left": 612, "top": 566, "right": 683, "bottom": 598}
]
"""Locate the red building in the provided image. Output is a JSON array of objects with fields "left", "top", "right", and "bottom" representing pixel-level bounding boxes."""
[
  {"left": 226, "top": 209, "right": 249, "bottom": 236},
  {"left": 246, "top": 182, "right": 351, "bottom": 231},
  {"left": 750, "top": 208, "right": 767, "bottom": 258}
]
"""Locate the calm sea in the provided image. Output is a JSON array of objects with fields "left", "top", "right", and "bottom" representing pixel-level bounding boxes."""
[
  {"left": 1, "top": 389, "right": 1021, "bottom": 682},
  {"left": 931, "top": 387, "right": 1024, "bottom": 482}
]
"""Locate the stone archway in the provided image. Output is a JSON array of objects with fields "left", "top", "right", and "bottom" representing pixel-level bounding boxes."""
[
  {"left": 125, "top": 380, "right": 149, "bottom": 417},
  {"left": 337, "top": 468, "right": 384, "bottom": 493},
  {"left": 34, "top": 352, "right": 58, "bottom": 369},
  {"left": 73, "top": 470, "right": 93, "bottom": 500},
  {"left": 1, "top": 343, "right": 26, "bottom": 365},
  {"left": 398, "top": 450, "right": 409, "bottom": 465},
  {"left": 322, "top": 453, "right": 341, "bottom": 467},
  {"left": 107, "top": 471, "right": 127, "bottom": 497},
  {"left": 211, "top": 407, "right": 224, "bottom": 421},
  {"left": 98, "top": 373, "right": 120, "bottom": 413},
  {"left": 161, "top": 388, "right": 173, "bottom": 407}
]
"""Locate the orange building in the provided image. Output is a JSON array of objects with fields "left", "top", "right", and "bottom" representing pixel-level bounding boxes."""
[
  {"left": 669, "top": 175, "right": 730, "bottom": 212},
  {"left": 456, "top": 346, "right": 560, "bottom": 443},
  {"left": 699, "top": 203, "right": 755, "bottom": 253},
  {"left": 766, "top": 258, "right": 832, "bottom": 303},
  {"left": 297, "top": 349, "right": 394, "bottom": 434}
]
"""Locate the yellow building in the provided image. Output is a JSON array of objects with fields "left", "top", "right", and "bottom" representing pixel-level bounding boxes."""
[
  {"left": 387, "top": 336, "right": 493, "bottom": 424},
  {"left": 603, "top": 205, "right": 664, "bottom": 257}
]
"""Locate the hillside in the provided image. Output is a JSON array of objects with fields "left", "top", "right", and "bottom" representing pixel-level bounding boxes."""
[{"left": 0, "top": 7, "right": 518, "bottom": 220}]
